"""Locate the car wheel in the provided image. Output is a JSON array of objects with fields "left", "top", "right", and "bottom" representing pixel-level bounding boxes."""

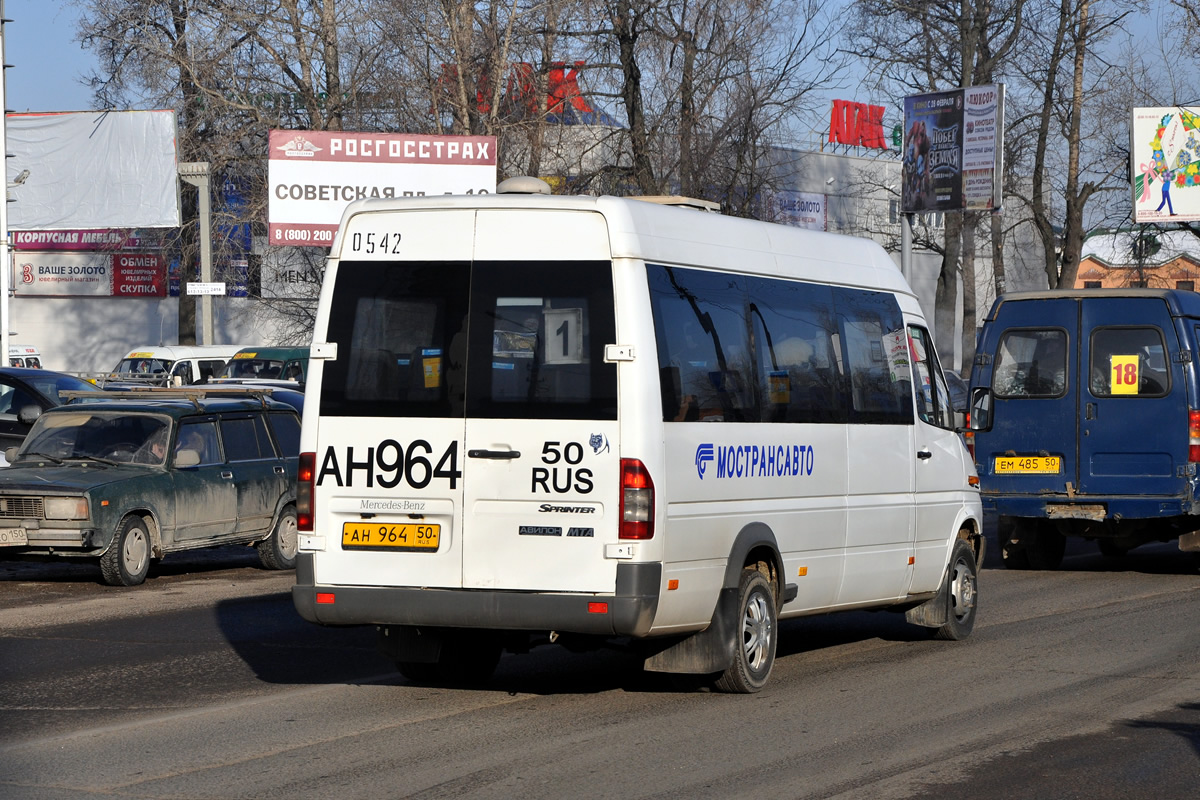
[
  {"left": 1026, "top": 524, "right": 1066, "bottom": 570},
  {"left": 257, "top": 505, "right": 298, "bottom": 570},
  {"left": 933, "top": 539, "right": 978, "bottom": 641},
  {"left": 1097, "top": 539, "right": 1128, "bottom": 558},
  {"left": 714, "top": 564, "right": 777, "bottom": 694},
  {"left": 999, "top": 519, "right": 1032, "bottom": 570},
  {"left": 100, "top": 516, "right": 152, "bottom": 586}
]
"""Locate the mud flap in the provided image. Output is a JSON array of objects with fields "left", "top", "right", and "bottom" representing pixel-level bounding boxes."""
[
  {"left": 642, "top": 587, "right": 737, "bottom": 675},
  {"left": 905, "top": 584, "right": 949, "bottom": 627},
  {"left": 906, "top": 534, "right": 981, "bottom": 628}
]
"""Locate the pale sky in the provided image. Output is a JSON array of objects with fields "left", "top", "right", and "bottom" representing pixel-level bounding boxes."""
[{"left": 3, "top": 0, "right": 97, "bottom": 113}]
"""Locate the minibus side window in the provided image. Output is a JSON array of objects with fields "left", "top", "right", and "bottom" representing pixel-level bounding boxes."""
[
  {"left": 993, "top": 329, "right": 1067, "bottom": 397},
  {"left": 746, "top": 276, "right": 846, "bottom": 424},
  {"left": 1088, "top": 327, "right": 1169, "bottom": 397},
  {"left": 833, "top": 287, "right": 913, "bottom": 425},
  {"left": 907, "top": 326, "right": 954, "bottom": 428},
  {"left": 648, "top": 266, "right": 754, "bottom": 423}
]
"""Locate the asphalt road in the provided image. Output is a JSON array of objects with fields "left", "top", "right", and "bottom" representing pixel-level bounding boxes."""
[{"left": 0, "top": 540, "right": 1198, "bottom": 799}]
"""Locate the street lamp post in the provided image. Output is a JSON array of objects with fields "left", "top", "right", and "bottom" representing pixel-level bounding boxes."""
[
  {"left": 0, "top": 1, "right": 10, "bottom": 367},
  {"left": 178, "top": 161, "right": 214, "bottom": 345}
]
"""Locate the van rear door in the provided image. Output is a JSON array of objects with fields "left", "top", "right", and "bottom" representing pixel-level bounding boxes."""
[
  {"left": 1077, "top": 297, "right": 1186, "bottom": 497},
  {"left": 980, "top": 297, "right": 1078, "bottom": 496},
  {"left": 460, "top": 210, "right": 619, "bottom": 593}
]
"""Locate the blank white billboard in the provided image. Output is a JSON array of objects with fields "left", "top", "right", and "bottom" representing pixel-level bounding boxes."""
[{"left": 6, "top": 110, "right": 180, "bottom": 230}]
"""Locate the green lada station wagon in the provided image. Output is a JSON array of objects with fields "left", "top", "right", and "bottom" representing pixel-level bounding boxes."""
[{"left": 0, "top": 388, "right": 300, "bottom": 585}]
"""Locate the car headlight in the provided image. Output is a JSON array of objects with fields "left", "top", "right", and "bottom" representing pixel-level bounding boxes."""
[{"left": 44, "top": 496, "right": 89, "bottom": 520}]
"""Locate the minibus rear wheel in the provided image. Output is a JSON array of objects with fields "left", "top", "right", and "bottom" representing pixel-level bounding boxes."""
[{"left": 714, "top": 564, "right": 777, "bottom": 694}]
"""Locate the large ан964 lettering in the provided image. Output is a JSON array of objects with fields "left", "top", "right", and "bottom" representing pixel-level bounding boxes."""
[{"left": 316, "top": 440, "right": 462, "bottom": 488}]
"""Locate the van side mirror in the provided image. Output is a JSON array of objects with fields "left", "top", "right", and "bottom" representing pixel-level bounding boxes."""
[{"left": 968, "top": 387, "right": 992, "bottom": 431}]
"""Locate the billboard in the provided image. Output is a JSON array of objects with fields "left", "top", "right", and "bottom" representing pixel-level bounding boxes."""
[
  {"left": 267, "top": 130, "right": 497, "bottom": 246},
  {"left": 766, "top": 191, "right": 827, "bottom": 231},
  {"left": 11, "top": 229, "right": 162, "bottom": 251},
  {"left": 6, "top": 110, "right": 180, "bottom": 230},
  {"left": 13, "top": 252, "right": 166, "bottom": 297},
  {"left": 1131, "top": 107, "right": 1200, "bottom": 223},
  {"left": 901, "top": 85, "right": 1003, "bottom": 213}
]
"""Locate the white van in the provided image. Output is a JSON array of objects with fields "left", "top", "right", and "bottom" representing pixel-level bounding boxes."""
[
  {"left": 108, "top": 345, "right": 243, "bottom": 387},
  {"left": 8, "top": 345, "right": 42, "bottom": 369},
  {"left": 292, "top": 182, "right": 983, "bottom": 692}
]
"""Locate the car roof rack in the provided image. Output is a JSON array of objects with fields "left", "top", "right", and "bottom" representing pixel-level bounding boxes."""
[{"left": 60, "top": 386, "right": 277, "bottom": 410}]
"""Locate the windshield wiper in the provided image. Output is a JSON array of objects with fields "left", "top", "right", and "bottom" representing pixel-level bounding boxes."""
[
  {"left": 63, "top": 456, "right": 119, "bottom": 467},
  {"left": 19, "top": 451, "right": 63, "bottom": 464}
]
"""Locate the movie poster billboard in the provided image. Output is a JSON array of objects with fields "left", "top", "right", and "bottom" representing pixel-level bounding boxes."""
[
  {"left": 1131, "top": 107, "right": 1200, "bottom": 223},
  {"left": 901, "top": 85, "right": 1003, "bottom": 213}
]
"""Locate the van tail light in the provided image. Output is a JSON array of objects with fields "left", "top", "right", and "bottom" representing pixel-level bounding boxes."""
[
  {"left": 1190, "top": 411, "right": 1200, "bottom": 463},
  {"left": 619, "top": 458, "right": 655, "bottom": 540},
  {"left": 297, "top": 451, "right": 316, "bottom": 531}
]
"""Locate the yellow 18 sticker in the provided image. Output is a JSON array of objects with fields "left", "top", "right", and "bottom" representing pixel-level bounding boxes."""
[{"left": 1110, "top": 355, "right": 1139, "bottom": 395}]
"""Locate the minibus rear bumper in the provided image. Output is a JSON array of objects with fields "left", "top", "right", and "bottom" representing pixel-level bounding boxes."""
[{"left": 292, "top": 554, "right": 661, "bottom": 638}]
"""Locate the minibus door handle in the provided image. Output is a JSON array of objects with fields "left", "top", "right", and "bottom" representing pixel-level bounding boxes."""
[
  {"left": 916, "top": 448, "right": 933, "bottom": 460},
  {"left": 468, "top": 449, "right": 521, "bottom": 460},
  {"left": 1086, "top": 402, "right": 1096, "bottom": 420}
]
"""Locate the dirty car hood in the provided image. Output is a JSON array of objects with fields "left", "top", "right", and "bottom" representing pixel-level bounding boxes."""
[{"left": 0, "top": 463, "right": 158, "bottom": 493}]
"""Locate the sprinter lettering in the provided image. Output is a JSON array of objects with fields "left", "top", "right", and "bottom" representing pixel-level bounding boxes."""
[{"left": 316, "top": 440, "right": 461, "bottom": 488}]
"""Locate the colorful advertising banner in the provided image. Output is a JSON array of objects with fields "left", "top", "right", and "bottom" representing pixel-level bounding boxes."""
[
  {"left": 901, "top": 85, "right": 1003, "bottom": 213},
  {"left": 113, "top": 254, "right": 166, "bottom": 296},
  {"left": 12, "top": 252, "right": 166, "bottom": 297},
  {"left": 267, "top": 130, "right": 498, "bottom": 246},
  {"left": 10, "top": 229, "right": 160, "bottom": 251},
  {"left": 1131, "top": 107, "right": 1200, "bottom": 223}
]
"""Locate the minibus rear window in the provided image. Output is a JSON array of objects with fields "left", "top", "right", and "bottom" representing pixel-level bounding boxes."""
[
  {"left": 465, "top": 261, "right": 617, "bottom": 421},
  {"left": 320, "top": 260, "right": 617, "bottom": 421},
  {"left": 320, "top": 261, "right": 471, "bottom": 418}
]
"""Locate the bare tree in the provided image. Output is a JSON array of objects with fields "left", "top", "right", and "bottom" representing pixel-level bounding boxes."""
[
  {"left": 847, "top": 0, "right": 1025, "bottom": 370},
  {"left": 1007, "top": 0, "right": 1134, "bottom": 292}
]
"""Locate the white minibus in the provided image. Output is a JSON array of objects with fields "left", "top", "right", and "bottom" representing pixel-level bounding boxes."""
[
  {"left": 292, "top": 179, "right": 983, "bottom": 692},
  {"left": 8, "top": 345, "right": 42, "bottom": 369},
  {"left": 108, "top": 345, "right": 243, "bottom": 386}
]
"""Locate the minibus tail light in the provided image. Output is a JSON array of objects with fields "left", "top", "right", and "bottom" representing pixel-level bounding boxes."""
[
  {"left": 297, "top": 451, "right": 316, "bottom": 531},
  {"left": 619, "top": 458, "right": 654, "bottom": 540},
  {"left": 1190, "top": 411, "right": 1200, "bottom": 463}
]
